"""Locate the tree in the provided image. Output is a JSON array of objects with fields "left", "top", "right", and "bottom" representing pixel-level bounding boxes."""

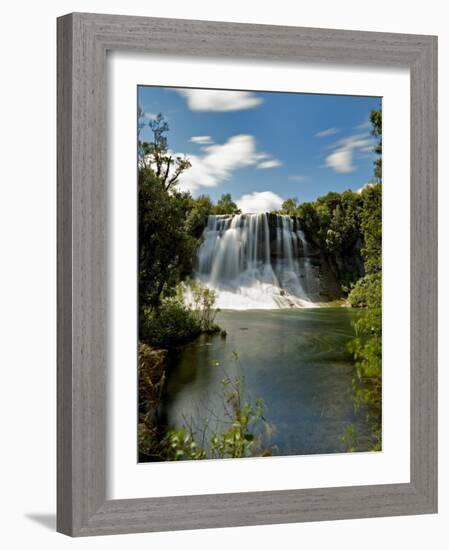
[
  {"left": 140, "top": 113, "right": 191, "bottom": 191},
  {"left": 185, "top": 194, "right": 215, "bottom": 238},
  {"left": 295, "top": 191, "right": 365, "bottom": 289},
  {"left": 138, "top": 168, "right": 197, "bottom": 314},
  {"left": 345, "top": 113, "right": 382, "bottom": 451},
  {"left": 360, "top": 183, "right": 382, "bottom": 274},
  {"left": 280, "top": 197, "right": 299, "bottom": 216},
  {"left": 370, "top": 109, "right": 382, "bottom": 182},
  {"left": 214, "top": 193, "right": 240, "bottom": 215}
]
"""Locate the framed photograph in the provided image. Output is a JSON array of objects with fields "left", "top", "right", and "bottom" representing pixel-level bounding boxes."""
[{"left": 57, "top": 13, "right": 437, "bottom": 536}]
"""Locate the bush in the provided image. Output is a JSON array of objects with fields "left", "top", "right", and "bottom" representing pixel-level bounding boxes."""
[
  {"left": 138, "top": 168, "right": 197, "bottom": 312},
  {"left": 156, "top": 373, "right": 272, "bottom": 461},
  {"left": 348, "top": 273, "right": 381, "bottom": 308},
  {"left": 161, "top": 429, "right": 207, "bottom": 461},
  {"left": 140, "top": 295, "right": 201, "bottom": 349},
  {"left": 209, "top": 376, "right": 270, "bottom": 459},
  {"left": 347, "top": 321, "right": 382, "bottom": 451},
  {"left": 360, "top": 183, "right": 382, "bottom": 274},
  {"left": 138, "top": 343, "right": 168, "bottom": 461},
  {"left": 186, "top": 280, "right": 220, "bottom": 333},
  {"left": 138, "top": 343, "right": 167, "bottom": 411},
  {"left": 347, "top": 272, "right": 382, "bottom": 451}
]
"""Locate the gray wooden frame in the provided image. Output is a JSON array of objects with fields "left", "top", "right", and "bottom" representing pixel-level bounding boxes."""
[{"left": 57, "top": 12, "right": 438, "bottom": 537}]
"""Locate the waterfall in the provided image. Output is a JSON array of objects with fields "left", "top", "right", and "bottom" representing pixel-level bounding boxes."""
[{"left": 193, "top": 213, "right": 319, "bottom": 309}]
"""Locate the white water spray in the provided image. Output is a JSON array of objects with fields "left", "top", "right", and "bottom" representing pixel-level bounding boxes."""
[{"left": 194, "top": 213, "right": 320, "bottom": 309}]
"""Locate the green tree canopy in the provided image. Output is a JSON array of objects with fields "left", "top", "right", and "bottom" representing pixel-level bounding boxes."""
[
  {"left": 214, "top": 193, "right": 240, "bottom": 215},
  {"left": 138, "top": 168, "right": 197, "bottom": 314},
  {"left": 140, "top": 113, "right": 191, "bottom": 191},
  {"left": 360, "top": 183, "right": 382, "bottom": 274},
  {"left": 185, "top": 194, "right": 215, "bottom": 238},
  {"left": 370, "top": 108, "right": 382, "bottom": 181},
  {"left": 280, "top": 197, "right": 299, "bottom": 216}
]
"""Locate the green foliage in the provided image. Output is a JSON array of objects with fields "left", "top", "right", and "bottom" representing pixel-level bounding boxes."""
[
  {"left": 140, "top": 282, "right": 220, "bottom": 349},
  {"left": 183, "top": 192, "right": 240, "bottom": 237},
  {"left": 302, "top": 190, "right": 364, "bottom": 254},
  {"left": 138, "top": 345, "right": 272, "bottom": 461},
  {"left": 347, "top": 316, "right": 382, "bottom": 451},
  {"left": 138, "top": 112, "right": 205, "bottom": 321},
  {"left": 213, "top": 193, "right": 240, "bottom": 215},
  {"left": 278, "top": 111, "right": 382, "bottom": 294},
  {"left": 159, "top": 374, "right": 272, "bottom": 461},
  {"left": 140, "top": 373, "right": 272, "bottom": 461},
  {"left": 140, "top": 293, "right": 202, "bottom": 349},
  {"left": 209, "top": 373, "right": 270, "bottom": 459},
  {"left": 323, "top": 191, "right": 363, "bottom": 256},
  {"left": 138, "top": 343, "right": 167, "bottom": 460},
  {"left": 370, "top": 108, "right": 382, "bottom": 181},
  {"left": 294, "top": 190, "right": 364, "bottom": 289},
  {"left": 137, "top": 115, "right": 228, "bottom": 356},
  {"left": 360, "top": 183, "right": 382, "bottom": 274},
  {"left": 184, "top": 194, "right": 215, "bottom": 238},
  {"left": 162, "top": 429, "right": 207, "bottom": 460},
  {"left": 139, "top": 168, "right": 198, "bottom": 313},
  {"left": 343, "top": 112, "right": 382, "bottom": 451},
  {"left": 280, "top": 197, "right": 299, "bottom": 216},
  {"left": 348, "top": 273, "right": 381, "bottom": 308},
  {"left": 340, "top": 424, "right": 359, "bottom": 452},
  {"left": 280, "top": 182, "right": 381, "bottom": 294},
  {"left": 347, "top": 271, "right": 382, "bottom": 451},
  {"left": 139, "top": 113, "right": 191, "bottom": 191},
  {"left": 138, "top": 343, "right": 167, "bottom": 411},
  {"left": 137, "top": 115, "right": 241, "bottom": 319},
  {"left": 187, "top": 280, "right": 220, "bottom": 333}
]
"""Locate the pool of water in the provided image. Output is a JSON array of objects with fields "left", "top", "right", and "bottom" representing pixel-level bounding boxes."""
[{"left": 162, "top": 308, "right": 374, "bottom": 457}]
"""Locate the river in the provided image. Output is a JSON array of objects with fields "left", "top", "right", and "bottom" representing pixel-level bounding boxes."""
[{"left": 162, "top": 307, "right": 375, "bottom": 457}]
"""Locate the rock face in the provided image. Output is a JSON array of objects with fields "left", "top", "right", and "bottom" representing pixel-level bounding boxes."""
[{"left": 266, "top": 213, "right": 345, "bottom": 301}]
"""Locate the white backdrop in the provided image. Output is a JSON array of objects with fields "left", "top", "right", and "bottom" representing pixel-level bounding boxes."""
[
  {"left": 109, "top": 54, "right": 410, "bottom": 499},
  {"left": 0, "top": 1, "right": 446, "bottom": 548}
]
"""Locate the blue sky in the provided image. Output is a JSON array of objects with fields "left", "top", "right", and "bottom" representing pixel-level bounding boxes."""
[{"left": 138, "top": 86, "right": 381, "bottom": 213}]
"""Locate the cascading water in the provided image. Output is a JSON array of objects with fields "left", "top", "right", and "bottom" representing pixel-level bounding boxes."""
[{"left": 193, "top": 213, "right": 320, "bottom": 309}]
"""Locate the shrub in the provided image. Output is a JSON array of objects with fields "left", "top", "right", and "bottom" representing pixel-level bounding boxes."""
[
  {"left": 186, "top": 280, "right": 220, "bottom": 333},
  {"left": 348, "top": 273, "right": 381, "bottom": 308},
  {"left": 138, "top": 343, "right": 167, "bottom": 410},
  {"left": 209, "top": 376, "right": 270, "bottom": 459},
  {"left": 138, "top": 343, "right": 167, "bottom": 460},
  {"left": 347, "top": 272, "right": 382, "bottom": 451},
  {"left": 140, "top": 295, "right": 201, "bottom": 349},
  {"left": 341, "top": 424, "right": 359, "bottom": 453},
  {"left": 157, "top": 374, "right": 272, "bottom": 461}
]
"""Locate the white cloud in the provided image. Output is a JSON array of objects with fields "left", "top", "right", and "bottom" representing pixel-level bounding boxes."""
[
  {"left": 354, "top": 120, "right": 372, "bottom": 130},
  {"left": 177, "top": 89, "right": 263, "bottom": 112},
  {"left": 315, "top": 127, "right": 339, "bottom": 138},
  {"left": 357, "top": 182, "right": 376, "bottom": 194},
  {"left": 338, "top": 134, "right": 375, "bottom": 149},
  {"left": 236, "top": 191, "right": 284, "bottom": 214},
  {"left": 190, "top": 136, "right": 214, "bottom": 145},
  {"left": 143, "top": 112, "right": 158, "bottom": 120},
  {"left": 257, "top": 159, "right": 282, "bottom": 169},
  {"left": 325, "top": 148, "right": 355, "bottom": 173},
  {"left": 176, "top": 134, "right": 281, "bottom": 193},
  {"left": 324, "top": 133, "right": 374, "bottom": 173}
]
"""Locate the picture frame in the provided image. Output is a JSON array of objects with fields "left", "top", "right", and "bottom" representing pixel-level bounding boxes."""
[{"left": 57, "top": 12, "right": 438, "bottom": 536}]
